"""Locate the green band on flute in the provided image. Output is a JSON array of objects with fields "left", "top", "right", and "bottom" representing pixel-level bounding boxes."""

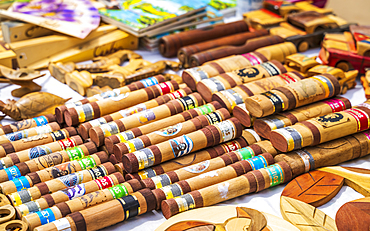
[
  {"left": 235, "top": 147, "right": 255, "bottom": 160},
  {"left": 265, "top": 164, "right": 284, "bottom": 187}
]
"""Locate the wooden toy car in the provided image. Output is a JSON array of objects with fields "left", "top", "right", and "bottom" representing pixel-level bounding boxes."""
[
  {"left": 284, "top": 53, "right": 319, "bottom": 75},
  {"left": 243, "top": 1, "right": 332, "bottom": 30},
  {"left": 360, "top": 68, "right": 370, "bottom": 99},
  {"left": 319, "top": 26, "right": 370, "bottom": 74},
  {"left": 307, "top": 65, "right": 358, "bottom": 94},
  {"left": 269, "top": 11, "right": 351, "bottom": 52}
]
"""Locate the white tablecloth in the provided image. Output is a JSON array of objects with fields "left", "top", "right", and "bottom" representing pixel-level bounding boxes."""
[{"left": 0, "top": 48, "right": 369, "bottom": 231}]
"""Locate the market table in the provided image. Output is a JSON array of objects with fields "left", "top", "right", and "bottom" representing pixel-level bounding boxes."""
[{"left": 1, "top": 48, "right": 369, "bottom": 231}]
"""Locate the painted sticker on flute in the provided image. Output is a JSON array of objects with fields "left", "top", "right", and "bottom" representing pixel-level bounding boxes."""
[
  {"left": 170, "top": 135, "right": 194, "bottom": 158},
  {"left": 183, "top": 160, "right": 210, "bottom": 173},
  {"left": 154, "top": 123, "right": 182, "bottom": 137},
  {"left": 61, "top": 184, "right": 86, "bottom": 200},
  {"left": 315, "top": 112, "right": 346, "bottom": 127},
  {"left": 57, "top": 172, "right": 83, "bottom": 187},
  {"left": 235, "top": 67, "right": 260, "bottom": 81},
  {"left": 137, "top": 109, "right": 156, "bottom": 124}
]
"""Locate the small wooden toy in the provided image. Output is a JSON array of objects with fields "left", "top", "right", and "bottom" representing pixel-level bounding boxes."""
[
  {"left": 336, "top": 197, "right": 370, "bottom": 231},
  {"left": 284, "top": 53, "right": 319, "bottom": 76},
  {"left": 0, "top": 92, "right": 70, "bottom": 121},
  {"left": 361, "top": 68, "right": 370, "bottom": 99}
]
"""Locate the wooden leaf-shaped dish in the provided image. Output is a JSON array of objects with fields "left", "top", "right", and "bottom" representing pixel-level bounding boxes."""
[
  {"left": 282, "top": 170, "right": 344, "bottom": 207},
  {"left": 280, "top": 196, "right": 338, "bottom": 231},
  {"left": 318, "top": 166, "right": 370, "bottom": 196},
  {"left": 156, "top": 206, "right": 299, "bottom": 231},
  {"left": 336, "top": 197, "right": 370, "bottom": 231}
]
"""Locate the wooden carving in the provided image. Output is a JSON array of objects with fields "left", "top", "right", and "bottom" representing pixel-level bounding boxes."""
[
  {"left": 280, "top": 196, "right": 338, "bottom": 231},
  {"left": 281, "top": 170, "right": 344, "bottom": 207},
  {"left": 0, "top": 65, "right": 45, "bottom": 97},
  {"left": 318, "top": 166, "right": 370, "bottom": 196},
  {"left": 336, "top": 197, "right": 370, "bottom": 231},
  {"left": 0, "top": 92, "right": 70, "bottom": 120},
  {"left": 156, "top": 206, "right": 299, "bottom": 231},
  {"left": 65, "top": 70, "right": 93, "bottom": 96}
]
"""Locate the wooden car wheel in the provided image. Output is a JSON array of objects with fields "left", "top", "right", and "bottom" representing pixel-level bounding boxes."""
[
  {"left": 336, "top": 61, "right": 351, "bottom": 72},
  {"left": 341, "top": 84, "right": 348, "bottom": 94},
  {"left": 298, "top": 41, "right": 309, "bottom": 52},
  {"left": 364, "top": 50, "right": 370, "bottom": 57}
]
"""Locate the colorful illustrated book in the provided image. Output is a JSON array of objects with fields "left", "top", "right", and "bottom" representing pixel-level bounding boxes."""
[{"left": 0, "top": 0, "right": 100, "bottom": 39}]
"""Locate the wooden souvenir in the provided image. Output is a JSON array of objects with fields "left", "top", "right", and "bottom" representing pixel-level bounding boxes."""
[
  {"left": 245, "top": 74, "right": 341, "bottom": 118},
  {"left": 0, "top": 92, "right": 70, "bottom": 121},
  {"left": 253, "top": 42, "right": 297, "bottom": 63},
  {"left": 55, "top": 75, "right": 167, "bottom": 124},
  {"left": 113, "top": 108, "right": 230, "bottom": 160},
  {"left": 284, "top": 54, "right": 320, "bottom": 76},
  {"left": 141, "top": 143, "right": 267, "bottom": 190},
  {"left": 178, "top": 29, "right": 269, "bottom": 67},
  {"left": 196, "top": 60, "right": 287, "bottom": 102},
  {"left": 0, "top": 152, "right": 108, "bottom": 195},
  {"left": 0, "top": 204, "right": 16, "bottom": 223},
  {"left": 78, "top": 87, "right": 192, "bottom": 140},
  {"left": 33, "top": 188, "right": 156, "bottom": 231},
  {"left": 318, "top": 166, "right": 370, "bottom": 196},
  {"left": 0, "top": 138, "right": 90, "bottom": 182},
  {"left": 281, "top": 171, "right": 344, "bottom": 207},
  {"left": 0, "top": 114, "right": 56, "bottom": 136},
  {"left": 0, "top": 220, "right": 28, "bottom": 231},
  {"left": 1, "top": 21, "right": 53, "bottom": 44},
  {"left": 123, "top": 118, "right": 243, "bottom": 173},
  {"left": 65, "top": 71, "right": 93, "bottom": 96},
  {"left": 8, "top": 24, "right": 118, "bottom": 68},
  {"left": 336, "top": 197, "right": 370, "bottom": 231},
  {"left": 319, "top": 30, "right": 370, "bottom": 75},
  {"left": 253, "top": 96, "right": 351, "bottom": 139},
  {"left": 0, "top": 49, "right": 17, "bottom": 69},
  {"left": 161, "top": 162, "right": 292, "bottom": 218},
  {"left": 213, "top": 71, "right": 304, "bottom": 113},
  {"left": 125, "top": 133, "right": 270, "bottom": 181},
  {"left": 280, "top": 196, "right": 338, "bottom": 231},
  {"left": 85, "top": 86, "right": 113, "bottom": 97},
  {"left": 23, "top": 178, "right": 144, "bottom": 229},
  {"left": 0, "top": 65, "right": 46, "bottom": 97},
  {"left": 159, "top": 20, "right": 249, "bottom": 57},
  {"left": 151, "top": 153, "right": 275, "bottom": 210},
  {"left": 15, "top": 172, "right": 127, "bottom": 218},
  {"left": 156, "top": 206, "right": 300, "bottom": 231},
  {"left": 189, "top": 35, "right": 285, "bottom": 67},
  {"left": 307, "top": 65, "right": 358, "bottom": 94},
  {"left": 0, "top": 127, "right": 77, "bottom": 157},
  {"left": 88, "top": 93, "right": 205, "bottom": 147},
  {"left": 64, "top": 80, "right": 179, "bottom": 126},
  {"left": 361, "top": 69, "right": 370, "bottom": 99},
  {"left": 182, "top": 52, "right": 267, "bottom": 91},
  {"left": 274, "top": 129, "right": 370, "bottom": 177},
  {"left": 270, "top": 102, "right": 370, "bottom": 152},
  {"left": 104, "top": 102, "right": 222, "bottom": 155},
  {"left": 28, "top": 30, "right": 139, "bottom": 70},
  {"left": 6, "top": 162, "right": 115, "bottom": 206},
  {"left": 0, "top": 122, "right": 60, "bottom": 145}
]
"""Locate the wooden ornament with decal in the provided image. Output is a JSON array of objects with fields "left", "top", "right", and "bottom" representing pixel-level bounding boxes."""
[
  {"left": 0, "top": 122, "right": 60, "bottom": 145},
  {"left": 140, "top": 142, "right": 267, "bottom": 190},
  {"left": 0, "top": 137, "right": 87, "bottom": 182},
  {"left": 125, "top": 131, "right": 265, "bottom": 181},
  {"left": 189, "top": 35, "right": 285, "bottom": 67},
  {"left": 23, "top": 178, "right": 144, "bottom": 229},
  {"left": 270, "top": 101, "right": 370, "bottom": 152},
  {"left": 254, "top": 96, "right": 352, "bottom": 139},
  {"left": 0, "top": 114, "right": 56, "bottom": 136},
  {"left": 0, "top": 151, "right": 108, "bottom": 196},
  {"left": 0, "top": 127, "right": 77, "bottom": 157},
  {"left": 15, "top": 172, "right": 127, "bottom": 219},
  {"left": 64, "top": 80, "right": 179, "bottom": 126},
  {"left": 182, "top": 42, "right": 296, "bottom": 91},
  {"left": 212, "top": 71, "right": 304, "bottom": 113},
  {"left": 78, "top": 87, "right": 192, "bottom": 140},
  {"left": 196, "top": 60, "right": 287, "bottom": 102},
  {"left": 88, "top": 93, "right": 205, "bottom": 147},
  {"left": 151, "top": 153, "right": 275, "bottom": 210},
  {"left": 5, "top": 162, "right": 115, "bottom": 206},
  {"left": 123, "top": 118, "right": 243, "bottom": 173},
  {"left": 178, "top": 29, "right": 269, "bottom": 68},
  {"left": 55, "top": 75, "right": 167, "bottom": 124},
  {"left": 113, "top": 108, "right": 231, "bottom": 161},
  {"left": 161, "top": 161, "right": 292, "bottom": 219},
  {"left": 245, "top": 73, "right": 341, "bottom": 118},
  {"left": 34, "top": 188, "right": 156, "bottom": 231},
  {"left": 104, "top": 102, "right": 222, "bottom": 154},
  {"left": 274, "top": 129, "right": 370, "bottom": 177}
]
